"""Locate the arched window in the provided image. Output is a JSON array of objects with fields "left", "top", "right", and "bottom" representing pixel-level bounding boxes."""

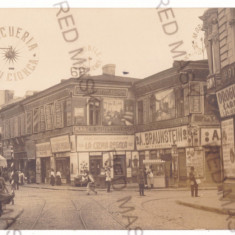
[{"left": 88, "top": 98, "right": 101, "bottom": 125}]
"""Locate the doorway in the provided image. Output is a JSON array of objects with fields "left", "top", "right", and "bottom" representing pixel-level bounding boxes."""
[
  {"left": 56, "top": 158, "right": 70, "bottom": 184},
  {"left": 41, "top": 157, "right": 50, "bottom": 183}
]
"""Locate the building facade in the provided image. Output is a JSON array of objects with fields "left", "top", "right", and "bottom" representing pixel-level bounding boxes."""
[
  {"left": 0, "top": 65, "right": 137, "bottom": 185},
  {"left": 134, "top": 60, "right": 221, "bottom": 187},
  {"left": 201, "top": 8, "right": 235, "bottom": 198},
  {"left": 0, "top": 61, "right": 221, "bottom": 187}
]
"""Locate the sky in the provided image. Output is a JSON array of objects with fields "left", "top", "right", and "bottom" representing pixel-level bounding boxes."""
[{"left": 0, "top": 8, "right": 207, "bottom": 97}]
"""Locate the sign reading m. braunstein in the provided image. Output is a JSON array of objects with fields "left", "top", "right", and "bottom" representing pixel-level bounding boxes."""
[
  {"left": 216, "top": 84, "right": 235, "bottom": 118},
  {"left": 135, "top": 126, "right": 188, "bottom": 151},
  {"left": 0, "top": 26, "right": 39, "bottom": 81}
]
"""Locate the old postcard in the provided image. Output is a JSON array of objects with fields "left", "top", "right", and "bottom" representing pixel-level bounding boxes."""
[{"left": 0, "top": 1, "right": 234, "bottom": 233}]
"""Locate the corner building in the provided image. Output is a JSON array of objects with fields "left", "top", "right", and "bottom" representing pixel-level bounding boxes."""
[
  {"left": 201, "top": 8, "right": 235, "bottom": 198},
  {"left": 0, "top": 62, "right": 221, "bottom": 187}
]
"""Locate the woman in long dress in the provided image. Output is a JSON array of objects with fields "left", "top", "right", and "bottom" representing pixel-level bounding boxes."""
[{"left": 50, "top": 169, "right": 55, "bottom": 186}]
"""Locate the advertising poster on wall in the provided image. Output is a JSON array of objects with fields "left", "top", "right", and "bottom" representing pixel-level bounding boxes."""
[
  {"left": 221, "top": 119, "right": 235, "bottom": 178},
  {"left": 186, "top": 148, "right": 204, "bottom": 177},
  {"left": 152, "top": 89, "right": 176, "bottom": 121},
  {"left": 217, "top": 84, "right": 235, "bottom": 118},
  {"left": 102, "top": 98, "right": 134, "bottom": 126}
]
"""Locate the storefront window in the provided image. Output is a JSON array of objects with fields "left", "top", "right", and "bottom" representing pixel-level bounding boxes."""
[
  {"left": 150, "top": 150, "right": 157, "bottom": 160},
  {"left": 89, "top": 156, "right": 102, "bottom": 176},
  {"left": 89, "top": 98, "right": 101, "bottom": 125},
  {"left": 113, "top": 155, "right": 125, "bottom": 176}
]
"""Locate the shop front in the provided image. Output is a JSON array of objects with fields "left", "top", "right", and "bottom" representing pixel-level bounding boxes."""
[
  {"left": 36, "top": 142, "right": 52, "bottom": 184},
  {"left": 135, "top": 125, "right": 189, "bottom": 187},
  {"left": 76, "top": 135, "right": 135, "bottom": 186},
  {"left": 50, "top": 135, "right": 71, "bottom": 184},
  {"left": 201, "top": 128, "right": 222, "bottom": 184}
]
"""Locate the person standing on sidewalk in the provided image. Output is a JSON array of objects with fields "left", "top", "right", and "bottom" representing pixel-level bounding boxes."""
[
  {"left": 50, "top": 169, "right": 55, "bottom": 186},
  {"left": 147, "top": 167, "right": 154, "bottom": 189},
  {"left": 137, "top": 168, "right": 145, "bottom": 196},
  {"left": 105, "top": 167, "right": 112, "bottom": 193},
  {"left": 189, "top": 166, "right": 199, "bottom": 197}
]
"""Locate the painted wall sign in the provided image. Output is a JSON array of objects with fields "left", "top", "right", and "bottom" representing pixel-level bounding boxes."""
[
  {"left": 216, "top": 83, "right": 235, "bottom": 118},
  {"left": 74, "top": 86, "right": 127, "bottom": 97},
  {"left": 50, "top": 135, "right": 71, "bottom": 153},
  {"left": 36, "top": 142, "right": 52, "bottom": 157},
  {"left": 221, "top": 119, "right": 235, "bottom": 178},
  {"left": 201, "top": 128, "right": 221, "bottom": 146},
  {"left": 77, "top": 135, "right": 134, "bottom": 151},
  {"left": 135, "top": 126, "right": 188, "bottom": 150}
]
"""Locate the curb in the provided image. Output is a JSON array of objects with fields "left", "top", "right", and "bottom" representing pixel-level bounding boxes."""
[
  {"left": 22, "top": 184, "right": 217, "bottom": 192},
  {"left": 0, "top": 208, "right": 24, "bottom": 229},
  {"left": 176, "top": 200, "right": 231, "bottom": 215}
]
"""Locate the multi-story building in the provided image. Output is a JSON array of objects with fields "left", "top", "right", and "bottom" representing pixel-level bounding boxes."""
[
  {"left": 0, "top": 61, "right": 221, "bottom": 187},
  {"left": 201, "top": 8, "right": 235, "bottom": 198},
  {"left": 134, "top": 60, "right": 221, "bottom": 187},
  {"left": 0, "top": 65, "right": 137, "bottom": 185}
]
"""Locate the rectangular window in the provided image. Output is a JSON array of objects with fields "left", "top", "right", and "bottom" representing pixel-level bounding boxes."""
[
  {"left": 89, "top": 99, "right": 100, "bottom": 126},
  {"left": 26, "top": 111, "right": 33, "bottom": 134},
  {"left": 137, "top": 100, "right": 144, "bottom": 124},
  {"left": 40, "top": 107, "right": 46, "bottom": 132},
  {"left": 33, "top": 108, "right": 40, "bottom": 133},
  {"left": 45, "top": 103, "right": 54, "bottom": 130}
]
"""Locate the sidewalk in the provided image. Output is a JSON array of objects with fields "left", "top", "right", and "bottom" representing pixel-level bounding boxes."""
[
  {"left": 0, "top": 204, "right": 24, "bottom": 229},
  {"left": 22, "top": 182, "right": 217, "bottom": 192},
  {"left": 176, "top": 191, "right": 234, "bottom": 216}
]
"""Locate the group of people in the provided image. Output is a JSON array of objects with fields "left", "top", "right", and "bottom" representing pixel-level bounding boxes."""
[{"left": 50, "top": 169, "right": 62, "bottom": 186}]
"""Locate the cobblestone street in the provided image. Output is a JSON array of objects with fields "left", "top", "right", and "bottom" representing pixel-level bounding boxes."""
[{"left": 7, "top": 186, "right": 230, "bottom": 230}]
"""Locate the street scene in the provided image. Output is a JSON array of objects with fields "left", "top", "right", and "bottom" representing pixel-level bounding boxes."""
[{"left": 0, "top": 5, "right": 234, "bottom": 231}]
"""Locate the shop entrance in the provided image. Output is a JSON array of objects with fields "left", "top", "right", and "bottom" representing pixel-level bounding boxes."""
[
  {"left": 56, "top": 158, "right": 70, "bottom": 184},
  {"left": 41, "top": 157, "right": 50, "bottom": 183},
  {"left": 90, "top": 156, "right": 102, "bottom": 176},
  {"left": 113, "top": 155, "right": 126, "bottom": 183},
  {"left": 205, "top": 147, "right": 222, "bottom": 184}
]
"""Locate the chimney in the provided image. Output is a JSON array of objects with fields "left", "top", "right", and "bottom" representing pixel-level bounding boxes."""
[{"left": 102, "top": 64, "right": 116, "bottom": 76}]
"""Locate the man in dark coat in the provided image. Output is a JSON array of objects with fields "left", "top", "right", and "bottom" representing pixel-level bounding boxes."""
[
  {"left": 137, "top": 168, "right": 145, "bottom": 196},
  {"left": 13, "top": 170, "right": 19, "bottom": 190},
  {"left": 189, "top": 166, "right": 199, "bottom": 197}
]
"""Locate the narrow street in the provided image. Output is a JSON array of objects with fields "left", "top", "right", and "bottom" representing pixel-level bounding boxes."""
[{"left": 8, "top": 187, "right": 229, "bottom": 230}]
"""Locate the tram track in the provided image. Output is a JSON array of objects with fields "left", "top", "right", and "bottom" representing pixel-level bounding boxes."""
[
  {"left": 30, "top": 197, "right": 47, "bottom": 229},
  {"left": 71, "top": 199, "right": 88, "bottom": 230}
]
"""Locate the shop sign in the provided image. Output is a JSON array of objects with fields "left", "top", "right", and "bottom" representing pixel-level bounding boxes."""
[
  {"left": 77, "top": 135, "right": 134, "bottom": 151},
  {"left": 135, "top": 126, "right": 188, "bottom": 151},
  {"left": 221, "top": 119, "right": 235, "bottom": 178},
  {"left": 50, "top": 135, "right": 71, "bottom": 153},
  {"left": 36, "top": 142, "right": 52, "bottom": 157},
  {"left": 216, "top": 83, "right": 235, "bottom": 118},
  {"left": 201, "top": 128, "right": 221, "bottom": 146}
]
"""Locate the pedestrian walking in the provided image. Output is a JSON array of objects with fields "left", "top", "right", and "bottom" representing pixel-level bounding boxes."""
[
  {"left": 86, "top": 171, "right": 97, "bottom": 195},
  {"left": 137, "top": 168, "right": 145, "bottom": 196},
  {"left": 13, "top": 170, "right": 19, "bottom": 190},
  {"left": 56, "top": 171, "right": 62, "bottom": 185},
  {"left": 50, "top": 169, "right": 55, "bottom": 186},
  {"left": 189, "top": 166, "right": 199, "bottom": 197},
  {"left": 105, "top": 167, "right": 112, "bottom": 192}
]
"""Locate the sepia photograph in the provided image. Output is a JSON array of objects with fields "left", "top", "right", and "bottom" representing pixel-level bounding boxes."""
[{"left": 0, "top": 2, "right": 234, "bottom": 232}]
